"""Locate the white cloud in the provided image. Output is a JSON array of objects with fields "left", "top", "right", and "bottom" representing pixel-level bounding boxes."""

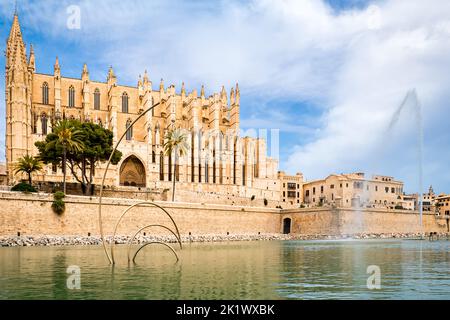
[
  {"left": 1, "top": 0, "right": 450, "bottom": 192},
  {"left": 285, "top": 0, "right": 450, "bottom": 193}
]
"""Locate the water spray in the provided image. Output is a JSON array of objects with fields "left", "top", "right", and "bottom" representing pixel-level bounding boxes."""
[{"left": 388, "top": 89, "right": 424, "bottom": 238}]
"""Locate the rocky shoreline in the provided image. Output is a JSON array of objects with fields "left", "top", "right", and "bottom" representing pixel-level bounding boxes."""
[{"left": 0, "top": 232, "right": 449, "bottom": 247}]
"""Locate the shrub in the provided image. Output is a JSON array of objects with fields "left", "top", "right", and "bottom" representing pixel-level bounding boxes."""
[
  {"left": 54, "top": 191, "right": 65, "bottom": 200},
  {"left": 52, "top": 191, "right": 66, "bottom": 215},
  {"left": 11, "top": 182, "right": 37, "bottom": 193}
]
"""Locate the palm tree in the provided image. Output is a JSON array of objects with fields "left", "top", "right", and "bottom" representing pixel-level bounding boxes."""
[
  {"left": 164, "top": 128, "right": 189, "bottom": 202},
  {"left": 14, "top": 155, "right": 43, "bottom": 185},
  {"left": 47, "top": 120, "right": 84, "bottom": 194}
]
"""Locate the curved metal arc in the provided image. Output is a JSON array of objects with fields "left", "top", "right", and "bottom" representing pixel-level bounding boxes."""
[
  {"left": 98, "top": 102, "right": 161, "bottom": 264},
  {"left": 132, "top": 241, "right": 179, "bottom": 264},
  {"left": 110, "top": 201, "right": 182, "bottom": 264},
  {"left": 126, "top": 224, "right": 182, "bottom": 262}
]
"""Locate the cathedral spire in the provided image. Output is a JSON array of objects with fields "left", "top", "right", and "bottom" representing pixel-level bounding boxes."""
[
  {"left": 54, "top": 56, "right": 60, "bottom": 76},
  {"left": 7, "top": 12, "right": 26, "bottom": 69},
  {"left": 82, "top": 63, "right": 89, "bottom": 78},
  {"left": 107, "top": 66, "right": 116, "bottom": 89},
  {"left": 8, "top": 13, "right": 22, "bottom": 44},
  {"left": 107, "top": 66, "right": 116, "bottom": 80},
  {"left": 200, "top": 85, "right": 205, "bottom": 99},
  {"left": 181, "top": 82, "right": 186, "bottom": 97},
  {"left": 235, "top": 82, "right": 240, "bottom": 105},
  {"left": 143, "top": 70, "right": 149, "bottom": 83},
  {"left": 160, "top": 78, "right": 164, "bottom": 92},
  {"left": 28, "top": 44, "right": 35, "bottom": 71},
  {"left": 221, "top": 86, "right": 227, "bottom": 102},
  {"left": 230, "top": 87, "right": 235, "bottom": 105}
]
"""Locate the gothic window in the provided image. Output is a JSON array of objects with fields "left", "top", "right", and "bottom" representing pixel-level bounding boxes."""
[
  {"left": 233, "top": 138, "right": 237, "bottom": 185},
  {"left": 42, "top": 82, "right": 49, "bottom": 105},
  {"left": 151, "top": 97, "right": 155, "bottom": 116},
  {"left": 205, "top": 158, "right": 209, "bottom": 183},
  {"left": 254, "top": 148, "right": 258, "bottom": 178},
  {"left": 94, "top": 88, "right": 100, "bottom": 110},
  {"left": 68, "top": 86, "right": 75, "bottom": 108},
  {"left": 191, "top": 134, "right": 195, "bottom": 182},
  {"left": 155, "top": 123, "right": 160, "bottom": 145},
  {"left": 126, "top": 119, "right": 133, "bottom": 141},
  {"left": 122, "top": 92, "right": 129, "bottom": 113},
  {"left": 212, "top": 149, "right": 216, "bottom": 184},
  {"left": 218, "top": 134, "right": 223, "bottom": 184},
  {"left": 152, "top": 151, "right": 156, "bottom": 163},
  {"left": 32, "top": 113, "right": 37, "bottom": 134},
  {"left": 168, "top": 153, "right": 172, "bottom": 182},
  {"left": 41, "top": 113, "right": 48, "bottom": 135},
  {"left": 160, "top": 152, "right": 164, "bottom": 181}
]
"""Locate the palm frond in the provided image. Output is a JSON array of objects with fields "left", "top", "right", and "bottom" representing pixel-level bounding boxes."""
[
  {"left": 14, "top": 155, "right": 44, "bottom": 175},
  {"left": 163, "top": 128, "right": 189, "bottom": 157}
]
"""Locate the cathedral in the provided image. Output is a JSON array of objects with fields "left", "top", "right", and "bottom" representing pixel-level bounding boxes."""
[{"left": 4, "top": 13, "right": 281, "bottom": 203}]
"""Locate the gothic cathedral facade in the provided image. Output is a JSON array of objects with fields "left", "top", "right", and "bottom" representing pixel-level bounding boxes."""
[{"left": 5, "top": 14, "right": 281, "bottom": 202}]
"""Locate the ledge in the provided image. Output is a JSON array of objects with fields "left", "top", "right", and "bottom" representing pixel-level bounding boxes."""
[{"left": 0, "top": 191, "right": 281, "bottom": 214}]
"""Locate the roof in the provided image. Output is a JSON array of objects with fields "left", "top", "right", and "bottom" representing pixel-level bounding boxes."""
[{"left": 303, "top": 172, "right": 403, "bottom": 186}]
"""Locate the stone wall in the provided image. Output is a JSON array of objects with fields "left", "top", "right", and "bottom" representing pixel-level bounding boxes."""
[
  {"left": 31, "top": 182, "right": 280, "bottom": 208},
  {"left": 282, "top": 207, "right": 448, "bottom": 235},
  {"left": 0, "top": 192, "right": 447, "bottom": 238},
  {"left": 0, "top": 192, "right": 280, "bottom": 237}
]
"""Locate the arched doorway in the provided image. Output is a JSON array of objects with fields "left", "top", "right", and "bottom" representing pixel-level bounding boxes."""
[
  {"left": 119, "top": 155, "right": 146, "bottom": 187},
  {"left": 283, "top": 218, "right": 292, "bottom": 234}
]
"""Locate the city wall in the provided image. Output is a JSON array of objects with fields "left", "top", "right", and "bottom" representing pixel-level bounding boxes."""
[
  {"left": 0, "top": 192, "right": 447, "bottom": 237},
  {"left": 282, "top": 208, "right": 448, "bottom": 235}
]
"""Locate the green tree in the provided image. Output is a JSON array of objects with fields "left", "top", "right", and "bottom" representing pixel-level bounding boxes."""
[
  {"left": 36, "top": 120, "right": 122, "bottom": 195},
  {"left": 70, "top": 121, "right": 122, "bottom": 195},
  {"left": 14, "top": 155, "right": 43, "bottom": 185},
  {"left": 164, "top": 128, "right": 189, "bottom": 202},
  {"left": 46, "top": 120, "right": 84, "bottom": 194}
]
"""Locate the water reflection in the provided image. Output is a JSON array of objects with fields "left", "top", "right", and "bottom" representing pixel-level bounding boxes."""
[{"left": 0, "top": 240, "right": 449, "bottom": 300}]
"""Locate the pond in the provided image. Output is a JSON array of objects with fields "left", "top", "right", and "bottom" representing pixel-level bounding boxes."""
[{"left": 0, "top": 240, "right": 449, "bottom": 299}]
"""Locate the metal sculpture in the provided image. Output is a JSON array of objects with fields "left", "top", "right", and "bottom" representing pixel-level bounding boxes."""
[
  {"left": 97, "top": 101, "right": 182, "bottom": 264},
  {"left": 127, "top": 224, "right": 182, "bottom": 263}
]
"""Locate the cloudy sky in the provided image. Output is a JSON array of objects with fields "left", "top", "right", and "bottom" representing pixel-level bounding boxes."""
[{"left": 0, "top": 0, "right": 449, "bottom": 194}]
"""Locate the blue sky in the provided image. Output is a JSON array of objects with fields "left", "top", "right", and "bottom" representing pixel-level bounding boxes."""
[{"left": 1, "top": 0, "right": 449, "bottom": 194}]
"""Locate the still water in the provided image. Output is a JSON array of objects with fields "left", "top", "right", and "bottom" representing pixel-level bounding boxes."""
[{"left": 0, "top": 240, "right": 449, "bottom": 300}]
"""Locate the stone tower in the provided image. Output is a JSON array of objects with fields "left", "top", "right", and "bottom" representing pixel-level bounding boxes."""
[{"left": 5, "top": 13, "right": 34, "bottom": 183}]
